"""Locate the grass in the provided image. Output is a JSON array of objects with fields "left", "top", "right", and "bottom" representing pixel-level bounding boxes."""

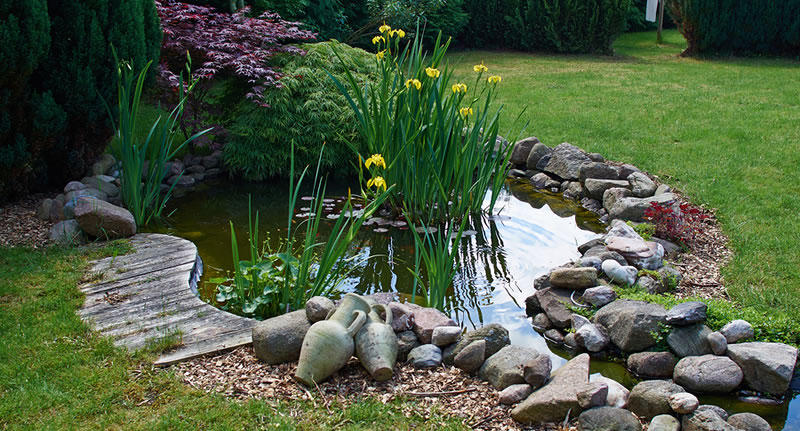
[
  {"left": 449, "top": 30, "right": 800, "bottom": 319},
  {"left": 0, "top": 244, "right": 466, "bottom": 430}
]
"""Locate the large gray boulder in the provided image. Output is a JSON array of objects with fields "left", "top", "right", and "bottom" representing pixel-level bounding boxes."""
[
  {"left": 667, "top": 324, "right": 713, "bottom": 357},
  {"left": 511, "top": 137, "right": 541, "bottom": 166},
  {"left": 628, "top": 380, "right": 685, "bottom": 419},
  {"left": 396, "top": 331, "right": 419, "bottom": 362},
  {"left": 603, "top": 188, "right": 633, "bottom": 213},
  {"left": 582, "top": 286, "right": 616, "bottom": 307},
  {"left": 454, "top": 339, "right": 485, "bottom": 373},
  {"left": 666, "top": 301, "right": 708, "bottom": 326},
  {"left": 594, "top": 300, "right": 666, "bottom": 352},
  {"left": 720, "top": 320, "right": 754, "bottom": 343},
  {"left": 578, "top": 162, "right": 620, "bottom": 182},
  {"left": 511, "top": 353, "right": 590, "bottom": 424},
  {"left": 727, "top": 413, "right": 771, "bottom": 431},
  {"left": 549, "top": 267, "right": 597, "bottom": 290},
  {"left": 74, "top": 197, "right": 136, "bottom": 239},
  {"left": 407, "top": 344, "right": 442, "bottom": 369},
  {"left": 584, "top": 179, "right": 630, "bottom": 200},
  {"left": 499, "top": 384, "right": 533, "bottom": 405},
  {"left": 628, "top": 172, "right": 657, "bottom": 198},
  {"left": 49, "top": 220, "right": 87, "bottom": 246},
  {"left": 609, "top": 193, "right": 677, "bottom": 222},
  {"left": 535, "top": 288, "right": 573, "bottom": 328},
  {"left": 649, "top": 415, "right": 681, "bottom": 431},
  {"left": 627, "top": 351, "right": 677, "bottom": 378},
  {"left": 252, "top": 310, "right": 311, "bottom": 364},
  {"left": 575, "top": 322, "right": 609, "bottom": 352},
  {"left": 479, "top": 345, "right": 539, "bottom": 389},
  {"left": 526, "top": 143, "right": 553, "bottom": 170},
  {"left": 682, "top": 409, "right": 740, "bottom": 431},
  {"left": 91, "top": 153, "right": 116, "bottom": 176},
  {"left": 523, "top": 354, "right": 552, "bottom": 389},
  {"left": 305, "top": 296, "right": 335, "bottom": 322},
  {"left": 590, "top": 375, "right": 630, "bottom": 409},
  {"left": 577, "top": 407, "right": 642, "bottom": 431},
  {"left": 543, "top": 142, "right": 592, "bottom": 180},
  {"left": 726, "top": 342, "right": 798, "bottom": 395},
  {"left": 673, "top": 355, "right": 743, "bottom": 393},
  {"left": 443, "top": 323, "right": 509, "bottom": 365},
  {"left": 412, "top": 307, "right": 456, "bottom": 344}
]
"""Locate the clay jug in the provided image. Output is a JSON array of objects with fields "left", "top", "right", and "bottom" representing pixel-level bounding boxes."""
[
  {"left": 355, "top": 303, "right": 398, "bottom": 381},
  {"left": 294, "top": 293, "right": 369, "bottom": 386}
]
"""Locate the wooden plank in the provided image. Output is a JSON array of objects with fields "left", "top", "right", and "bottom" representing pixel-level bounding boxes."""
[
  {"left": 79, "top": 287, "right": 197, "bottom": 320},
  {"left": 99, "top": 301, "right": 208, "bottom": 335},
  {"left": 88, "top": 244, "right": 196, "bottom": 279},
  {"left": 154, "top": 329, "right": 253, "bottom": 367},
  {"left": 82, "top": 262, "right": 195, "bottom": 295}
]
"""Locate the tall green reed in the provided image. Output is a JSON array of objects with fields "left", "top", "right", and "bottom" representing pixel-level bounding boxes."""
[
  {"left": 104, "top": 49, "right": 211, "bottom": 227},
  {"left": 329, "top": 25, "right": 517, "bottom": 225}
]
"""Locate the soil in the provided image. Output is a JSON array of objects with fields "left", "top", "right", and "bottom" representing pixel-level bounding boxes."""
[{"left": 0, "top": 194, "right": 55, "bottom": 248}]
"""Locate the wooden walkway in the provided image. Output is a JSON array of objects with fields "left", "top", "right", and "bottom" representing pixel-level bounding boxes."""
[{"left": 78, "top": 233, "right": 256, "bottom": 366}]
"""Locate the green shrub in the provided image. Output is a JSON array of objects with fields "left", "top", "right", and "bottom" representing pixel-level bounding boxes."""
[
  {"left": 507, "top": 0, "right": 632, "bottom": 54},
  {"left": 668, "top": 0, "right": 800, "bottom": 56},
  {"left": 222, "top": 41, "right": 376, "bottom": 181},
  {"left": 0, "top": 0, "right": 161, "bottom": 203},
  {"left": 458, "top": 0, "right": 518, "bottom": 47}
]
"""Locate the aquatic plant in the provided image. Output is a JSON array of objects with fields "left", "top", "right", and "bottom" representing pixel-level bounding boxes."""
[
  {"left": 329, "top": 24, "right": 518, "bottom": 225},
  {"left": 212, "top": 143, "right": 393, "bottom": 319},
  {"left": 104, "top": 50, "right": 211, "bottom": 227}
]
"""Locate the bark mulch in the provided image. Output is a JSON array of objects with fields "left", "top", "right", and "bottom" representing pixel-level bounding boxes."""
[{"left": 0, "top": 194, "right": 54, "bottom": 249}]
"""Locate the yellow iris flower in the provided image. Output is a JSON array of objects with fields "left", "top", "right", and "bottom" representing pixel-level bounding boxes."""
[
  {"left": 367, "top": 176, "right": 387, "bottom": 191},
  {"left": 376, "top": 50, "right": 386, "bottom": 60},
  {"left": 405, "top": 79, "right": 422, "bottom": 90},
  {"left": 487, "top": 75, "right": 502, "bottom": 84},
  {"left": 396, "top": 29, "right": 406, "bottom": 38},
  {"left": 425, "top": 67, "right": 440, "bottom": 78},
  {"left": 451, "top": 83, "right": 467, "bottom": 94},
  {"left": 473, "top": 62, "right": 488, "bottom": 73},
  {"left": 372, "top": 35, "right": 385, "bottom": 45},
  {"left": 459, "top": 107, "right": 473, "bottom": 117},
  {"left": 379, "top": 23, "right": 391, "bottom": 33},
  {"left": 365, "top": 154, "right": 386, "bottom": 169}
]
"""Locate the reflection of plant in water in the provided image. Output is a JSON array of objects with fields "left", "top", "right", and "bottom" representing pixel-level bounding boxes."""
[{"left": 211, "top": 144, "right": 393, "bottom": 319}]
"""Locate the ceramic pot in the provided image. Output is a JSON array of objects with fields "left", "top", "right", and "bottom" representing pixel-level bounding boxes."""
[
  {"left": 294, "top": 294, "right": 370, "bottom": 386},
  {"left": 355, "top": 303, "right": 398, "bottom": 381}
]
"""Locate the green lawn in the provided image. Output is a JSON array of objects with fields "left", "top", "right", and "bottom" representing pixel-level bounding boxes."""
[{"left": 450, "top": 30, "right": 800, "bottom": 318}]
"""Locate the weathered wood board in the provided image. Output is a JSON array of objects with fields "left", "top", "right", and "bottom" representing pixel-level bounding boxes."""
[{"left": 79, "top": 233, "right": 256, "bottom": 366}]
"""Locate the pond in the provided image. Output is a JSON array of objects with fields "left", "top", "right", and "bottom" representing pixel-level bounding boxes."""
[{"left": 152, "top": 177, "right": 799, "bottom": 430}]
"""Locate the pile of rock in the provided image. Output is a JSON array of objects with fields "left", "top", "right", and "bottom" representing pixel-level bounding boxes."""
[
  {"left": 508, "top": 138, "right": 675, "bottom": 223},
  {"left": 37, "top": 151, "right": 225, "bottom": 245}
]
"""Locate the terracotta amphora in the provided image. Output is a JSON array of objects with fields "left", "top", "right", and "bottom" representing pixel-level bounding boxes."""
[
  {"left": 294, "top": 293, "right": 370, "bottom": 386},
  {"left": 355, "top": 303, "right": 398, "bottom": 381}
]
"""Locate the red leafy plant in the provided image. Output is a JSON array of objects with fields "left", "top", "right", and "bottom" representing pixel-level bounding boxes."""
[
  {"left": 154, "top": 0, "right": 316, "bottom": 146},
  {"left": 644, "top": 201, "right": 710, "bottom": 247}
]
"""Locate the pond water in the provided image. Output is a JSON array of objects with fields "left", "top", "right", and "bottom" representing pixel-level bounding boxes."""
[{"left": 151, "top": 177, "right": 799, "bottom": 430}]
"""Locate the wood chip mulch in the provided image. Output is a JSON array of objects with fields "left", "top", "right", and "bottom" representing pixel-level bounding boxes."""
[
  {"left": 174, "top": 346, "right": 574, "bottom": 431},
  {"left": 0, "top": 194, "right": 54, "bottom": 248}
]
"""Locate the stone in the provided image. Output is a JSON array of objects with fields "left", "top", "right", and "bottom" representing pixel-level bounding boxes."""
[
  {"left": 673, "top": 355, "right": 743, "bottom": 393},
  {"left": 666, "top": 301, "right": 708, "bottom": 326},
  {"left": 511, "top": 353, "right": 590, "bottom": 424},
  {"left": 577, "top": 381, "right": 608, "bottom": 409},
  {"left": 412, "top": 307, "right": 456, "bottom": 344},
  {"left": 655, "top": 184, "right": 671, "bottom": 195},
  {"left": 530, "top": 172, "right": 553, "bottom": 189},
  {"left": 658, "top": 265, "right": 683, "bottom": 290},
  {"left": 74, "top": 197, "right": 136, "bottom": 239},
  {"left": 668, "top": 324, "right": 713, "bottom": 358},
  {"left": 396, "top": 331, "right": 419, "bottom": 362},
  {"left": 431, "top": 326, "right": 461, "bottom": 347},
  {"left": 168, "top": 175, "right": 195, "bottom": 187},
  {"left": 628, "top": 242, "right": 665, "bottom": 270},
  {"left": 407, "top": 344, "right": 442, "bottom": 369},
  {"left": 581, "top": 197, "right": 605, "bottom": 215},
  {"left": 81, "top": 176, "right": 119, "bottom": 197},
  {"left": 627, "top": 351, "right": 677, "bottom": 378},
  {"left": 708, "top": 331, "right": 728, "bottom": 355},
  {"left": 628, "top": 380, "right": 686, "bottom": 419},
  {"left": 594, "top": 300, "right": 666, "bottom": 352},
  {"left": 443, "top": 323, "right": 509, "bottom": 365},
  {"left": 649, "top": 415, "right": 681, "bottom": 431},
  {"left": 305, "top": 296, "right": 335, "bottom": 323},
  {"left": 64, "top": 181, "right": 87, "bottom": 193},
  {"left": 454, "top": 339, "right": 485, "bottom": 373},
  {"left": 202, "top": 155, "right": 220, "bottom": 168},
  {"left": 720, "top": 320, "right": 754, "bottom": 343},
  {"left": 727, "top": 413, "right": 771, "bottom": 431},
  {"left": 66, "top": 187, "right": 108, "bottom": 203},
  {"left": 618, "top": 164, "right": 641, "bottom": 179},
  {"left": 189, "top": 172, "right": 205, "bottom": 182},
  {"left": 682, "top": 409, "right": 740, "bottom": 431},
  {"left": 590, "top": 375, "right": 630, "bottom": 408},
  {"left": 187, "top": 164, "right": 206, "bottom": 174},
  {"left": 535, "top": 152, "right": 551, "bottom": 171},
  {"left": 511, "top": 137, "right": 541, "bottom": 166},
  {"left": 601, "top": 260, "right": 638, "bottom": 286},
  {"left": 387, "top": 302, "right": 416, "bottom": 332},
  {"left": 523, "top": 354, "right": 552, "bottom": 388},
  {"left": 582, "top": 286, "right": 616, "bottom": 307},
  {"left": 525, "top": 294, "right": 542, "bottom": 315},
  {"left": 578, "top": 162, "right": 620, "bottom": 182},
  {"left": 669, "top": 392, "right": 699, "bottom": 414},
  {"left": 479, "top": 345, "right": 539, "bottom": 389},
  {"left": 588, "top": 152, "right": 604, "bottom": 162},
  {"left": 91, "top": 153, "right": 116, "bottom": 176},
  {"left": 696, "top": 405, "right": 729, "bottom": 421},
  {"left": 562, "top": 181, "right": 584, "bottom": 199},
  {"left": 205, "top": 168, "right": 222, "bottom": 178},
  {"left": 572, "top": 314, "right": 591, "bottom": 331},
  {"left": 526, "top": 142, "right": 553, "bottom": 170},
  {"left": 535, "top": 288, "right": 573, "bottom": 328},
  {"left": 577, "top": 407, "right": 641, "bottom": 431},
  {"left": 578, "top": 238, "right": 605, "bottom": 254},
  {"left": 543, "top": 142, "right": 591, "bottom": 180},
  {"left": 584, "top": 179, "right": 631, "bottom": 200},
  {"left": 726, "top": 342, "right": 798, "bottom": 395},
  {"left": 49, "top": 220, "right": 87, "bottom": 246},
  {"left": 628, "top": 172, "right": 657, "bottom": 198},
  {"left": 610, "top": 194, "right": 678, "bottom": 222},
  {"left": 534, "top": 273, "right": 551, "bottom": 290},
  {"left": 652, "top": 237, "right": 681, "bottom": 256},
  {"left": 508, "top": 169, "right": 527, "bottom": 178},
  {"left": 603, "top": 187, "right": 633, "bottom": 213},
  {"left": 637, "top": 275, "right": 666, "bottom": 294},
  {"left": 499, "top": 384, "right": 533, "bottom": 405},
  {"left": 575, "top": 322, "right": 609, "bottom": 352},
  {"left": 549, "top": 267, "right": 597, "bottom": 290},
  {"left": 252, "top": 310, "right": 311, "bottom": 364},
  {"left": 542, "top": 329, "right": 563, "bottom": 344},
  {"left": 532, "top": 313, "right": 551, "bottom": 330},
  {"left": 563, "top": 332, "right": 578, "bottom": 348}
]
